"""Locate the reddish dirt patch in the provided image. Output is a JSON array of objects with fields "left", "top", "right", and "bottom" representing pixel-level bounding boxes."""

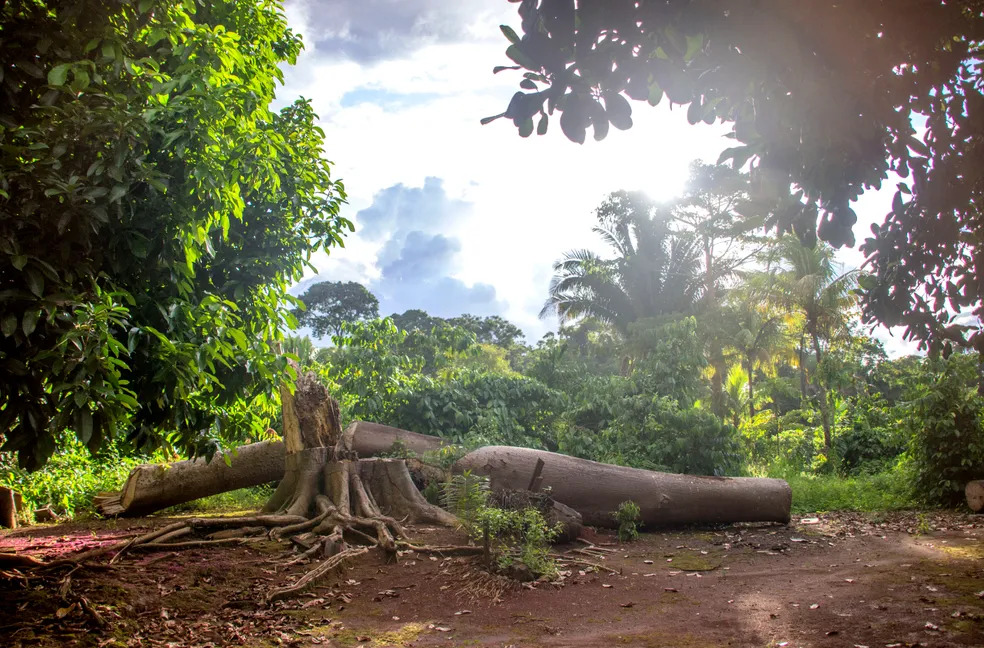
[{"left": 2, "top": 512, "right": 983, "bottom": 647}]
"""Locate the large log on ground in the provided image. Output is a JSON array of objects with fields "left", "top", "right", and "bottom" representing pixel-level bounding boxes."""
[
  {"left": 98, "top": 440, "right": 288, "bottom": 516},
  {"left": 345, "top": 421, "right": 447, "bottom": 457},
  {"left": 455, "top": 446, "right": 791, "bottom": 528},
  {"left": 95, "top": 423, "right": 447, "bottom": 516},
  {"left": 967, "top": 480, "right": 984, "bottom": 512}
]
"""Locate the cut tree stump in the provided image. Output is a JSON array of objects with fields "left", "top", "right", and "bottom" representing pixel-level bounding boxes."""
[
  {"left": 455, "top": 445, "right": 791, "bottom": 527},
  {"left": 966, "top": 480, "right": 984, "bottom": 512}
]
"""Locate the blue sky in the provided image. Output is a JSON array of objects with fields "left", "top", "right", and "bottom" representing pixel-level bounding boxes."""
[{"left": 278, "top": 0, "right": 919, "bottom": 355}]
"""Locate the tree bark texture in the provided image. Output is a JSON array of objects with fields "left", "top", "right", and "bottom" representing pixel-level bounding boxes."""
[
  {"left": 1, "top": 486, "right": 19, "bottom": 529},
  {"left": 94, "top": 440, "right": 287, "bottom": 517},
  {"left": 455, "top": 445, "right": 791, "bottom": 527},
  {"left": 966, "top": 480, "right": 984, "bottom": 512}
]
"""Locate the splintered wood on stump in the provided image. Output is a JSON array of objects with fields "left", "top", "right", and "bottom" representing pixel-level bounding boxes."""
[{"left": 966, "top": 480, "right": 984, "bottom": 512}]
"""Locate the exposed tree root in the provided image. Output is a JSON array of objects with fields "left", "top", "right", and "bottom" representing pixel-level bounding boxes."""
[
  {"left": 552, "top": 554, "right": 619, "bottom": 574},
  {"left": 398, "top": 543, "right": 486, "bottom": 557},
  {"left": 267, "top": 546, "right": 369, "bottom": 602}
]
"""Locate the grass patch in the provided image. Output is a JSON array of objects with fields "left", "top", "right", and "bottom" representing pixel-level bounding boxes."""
[
  {"left": 784, "top": 470, "right": 917, "bottom": 512},
  {"left": 163, "top": 484, "right": 276, "bottom": 514}
]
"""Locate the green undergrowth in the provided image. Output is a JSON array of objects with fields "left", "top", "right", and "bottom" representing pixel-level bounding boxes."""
[
  {"left": 785, "top": 470, "right": 917, "bottom": 513},
  {"left": 0, "top": 437, "right": 158, "bottom": 517},
  {"left": 163, "top": 484, "right": 276, "bottom": 515}
]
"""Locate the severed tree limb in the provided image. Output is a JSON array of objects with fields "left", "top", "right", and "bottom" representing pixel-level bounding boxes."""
[
  {"left": 397, "top": 543, "right": 485, "bottom": 557},
  {"left": 551, "top": 553, "right": 619, "bottom": 574},
  {"left": 0, "top": 552, "right": 46, "bottom": 568},
  {"left": 267, "top": 546, "right": 369, "bottom": 602},
  {"left": 132, "top": 538, "right": 255, "bottom": 551}
]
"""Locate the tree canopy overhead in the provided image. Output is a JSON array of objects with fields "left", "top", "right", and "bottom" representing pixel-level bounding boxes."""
[
  {"left": 0, "top": 0, "right": 350, "bottom": 469},
  {"left": 488, "top": 0, "right": 984, "bottom": 360}
]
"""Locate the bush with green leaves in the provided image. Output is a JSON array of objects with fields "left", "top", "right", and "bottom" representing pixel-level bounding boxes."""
[
  {"left": 389, "top": 371, "right": 565, "bottom": 450},
  {"left": 474, "top": 505, "right": 560, "bottom": 579},
  {"left": 599, "top": 396, "right": 743, "bottom": 476},
  {"left": 439, "top": 471, "right": 490, "bottom": 529},
  {"left": 907, "top": 355, "right": 984, "bottom": 506},
  {"left": 834, "top": 393, "right": 907, "bottom": 476},
  {"left": 613, "top": 500, "right": 641, "bottom": 542}
]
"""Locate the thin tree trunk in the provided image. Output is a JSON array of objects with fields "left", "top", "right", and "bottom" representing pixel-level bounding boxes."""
[
  {"left": 798, "top": 336, "right": 808, "bottom": 401},
  {"left": 811, "top": 333, "right": 832, "bottom": 457},
  {"left": 745, "top": 356, "right": 755, "bottom": 420}
]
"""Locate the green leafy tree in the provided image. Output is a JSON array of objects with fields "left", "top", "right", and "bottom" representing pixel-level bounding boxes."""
[
  {"left": 674, "top": 161, "right": 762, "bottom": 415},
  {"left": 296, "top": 281, "right": 379, "bottom": 339},
  {"left": 446, "top": 314, "right": 526, "bottom": 347},
  {"left": 724, "top": 293, "right": 788, "bottom": 420},
  {"left": 0, "top": 0, "right": 349, "bottom": 469},
  {"left": 488, "top": 1, "right": 984, "bottom": 362},
  {"left": 390, "top": 309, "right": 442, "bottom": 333},
  {"left": 541, "top": 191, "right": 701, "bottom": 335}
]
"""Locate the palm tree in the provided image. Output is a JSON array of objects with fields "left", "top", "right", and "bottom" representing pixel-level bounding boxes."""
[
  {"left": 768, "top": 236, "right": 858, "bottom": 455},
  {"left": 540, "top": 191, "right": 702, "bottom": 335},
  {"left": 725, "top": 293, "right": 789, "bottom": 420}
]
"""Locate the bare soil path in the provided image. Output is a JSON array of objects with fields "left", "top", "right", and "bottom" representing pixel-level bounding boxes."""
[{"left": 1, "top": 511, "right": 982, "bottom": 648}]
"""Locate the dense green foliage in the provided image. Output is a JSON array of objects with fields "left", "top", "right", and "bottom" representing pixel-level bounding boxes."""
[
  {"left": 489, "top": 1, "right": 984, "bottom": 360},
  {"left": 0, "top": 0, "right": 348, "bottom": 470}
]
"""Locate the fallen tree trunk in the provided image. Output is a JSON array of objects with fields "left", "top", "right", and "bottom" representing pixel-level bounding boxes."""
[
  {"left": 95, "top": 422, "right": 447, "bottom": 517},
  {"left": 95, "top": 440, "right": 288, "bottom": 516},
  {"left": 96, "top": 427, "right": 791, "bottom": 528},
  {"left": 455, "top": 446, "right": 791, "bottom": 528},
  {"left": 967, "top": 480, "right": 984, "bottom": 512}
]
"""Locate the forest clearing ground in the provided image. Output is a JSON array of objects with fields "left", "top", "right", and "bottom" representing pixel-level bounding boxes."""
[{"left": 1, "top": 511, "right": 982, "bottom": 648}]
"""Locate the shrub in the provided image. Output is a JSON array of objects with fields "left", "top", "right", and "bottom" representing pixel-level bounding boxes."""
[
  {"left": 474, "top": 506, "right": 560, "bottom": 578},
  {"left": 439, "top": 471, "right": 490, "bottom": 529},
  {"left": 601, "top": 396, "right": 743, "bottom": 475},
  {"left": 613, "top": 500, "right": 641, "bottom": 542},
  {"left": 907, "top": 355, "right": 984, "bottom": 506}
]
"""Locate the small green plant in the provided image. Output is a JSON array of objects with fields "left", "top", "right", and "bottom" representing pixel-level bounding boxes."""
[
  {"left": 915, "top": 512, "right": 931, "bottom": 535},
  {"left": 613, "top": 500, "right": 641, "bottom": 542},
  {"left": 474, "top": 506, "right": 561, "bottom": 578},
  {"left": 440, "top": 471, "right": 490, "bottom": 528}
]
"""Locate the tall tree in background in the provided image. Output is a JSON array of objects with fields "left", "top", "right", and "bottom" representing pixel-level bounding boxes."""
[
  {"left": 673, "top": 162, "right": 760, "bottom": 416},
  {"left": 0, "top": 1, "right": 349, "bottom": 469},
  {"left": 447, "top": 314, "right": 526, "bottom": 347},
  {"left": 488, "top": 1, "right": 984, "bottom": 364},
  {"left": 541, "top": 191, "right": 701, "bottom": 334},
  {"left": 769, "top": 238, "right": 858, "bottom": 454},
  {"left": 296, "top": 281, "right": 379, "bottom": 339}
]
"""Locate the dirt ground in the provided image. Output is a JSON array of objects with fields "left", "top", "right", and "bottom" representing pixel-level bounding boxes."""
[{"left": 1, "top": 511, "right": 982, "bottom": 648}]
